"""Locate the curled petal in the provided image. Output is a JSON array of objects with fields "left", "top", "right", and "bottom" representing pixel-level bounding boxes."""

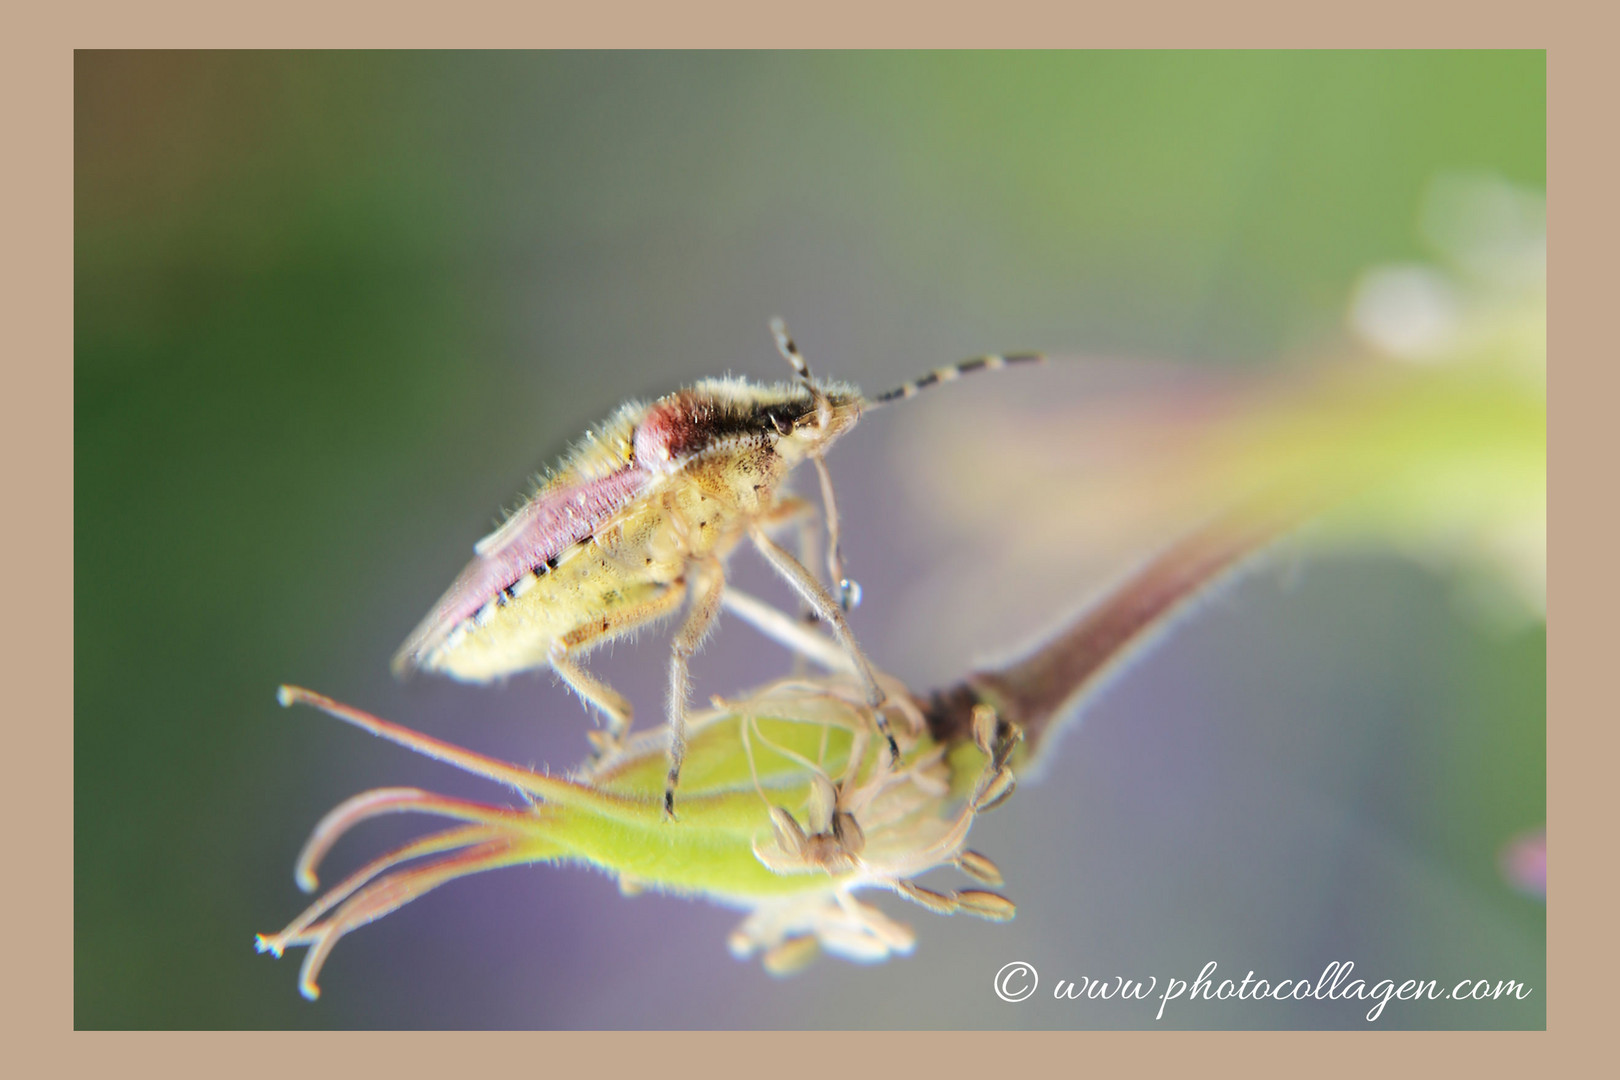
[
  {"left": 259, "top": 831, "right": 538, "bottom": 1000},
  {"left": 293, "top": 787, "right": 526, "bottom": 893}
]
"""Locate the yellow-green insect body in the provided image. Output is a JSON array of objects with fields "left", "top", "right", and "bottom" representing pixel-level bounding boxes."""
[
  {"left": 392, "top": 321, "right": 1038, "bottom": 813},
  {"left": 396, "top": 376, "right": 862, "bottom": 680}
]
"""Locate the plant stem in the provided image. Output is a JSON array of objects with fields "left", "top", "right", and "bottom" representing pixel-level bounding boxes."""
[{"left": 923, "top": 496, "right": 1309, "bottom": 761}]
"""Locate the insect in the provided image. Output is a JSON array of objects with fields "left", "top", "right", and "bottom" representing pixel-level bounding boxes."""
[{"left": 392, "top": 320, "right": 1041, "bottom": 816}]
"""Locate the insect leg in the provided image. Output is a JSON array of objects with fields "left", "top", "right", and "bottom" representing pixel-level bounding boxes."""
[
  {"left": 551, "top": 582, "right": 689, "bottom": 756},
  {"left": 748, "top": 526, "right": 901, "bottom": 765},
  {"left": 809, "top": 453, "right": 859, "bottom": 611},
  {"left": 753, "top": 493, "right": 825, "bottom": 670},
  {"left": 721, "top": 587, "right": 852, "bottom": 674},
  {"left": 755, "top": 494, "right": 816, "bottom": 534},
  {"left": 664, "top": 556, "right": 726, "bottom": 817},
  {"left": 547, "top": 649, "right": 635, "bottom": 756},
  {"left": 790, "top": 494, "right": 823, "bottom": 674}
]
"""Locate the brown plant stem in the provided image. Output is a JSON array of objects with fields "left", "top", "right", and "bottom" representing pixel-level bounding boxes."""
[{"left": 923, "top": 495, "right": 1311, "bottom": 762}]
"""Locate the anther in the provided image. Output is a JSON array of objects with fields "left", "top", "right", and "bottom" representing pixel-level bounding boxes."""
[{"left": 954, "top": 890, "right": 1017, "bottom": 922}]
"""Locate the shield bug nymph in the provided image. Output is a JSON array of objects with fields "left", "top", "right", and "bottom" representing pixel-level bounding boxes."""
[{"left": 392, "top": 320, "right": 1041, "bottom": 816}]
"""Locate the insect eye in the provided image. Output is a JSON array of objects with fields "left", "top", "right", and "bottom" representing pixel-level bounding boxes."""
[{"left": 770, "top": 412, "right": 794, "bottom": 436}]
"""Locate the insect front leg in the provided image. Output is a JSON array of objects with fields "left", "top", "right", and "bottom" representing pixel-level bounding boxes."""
[
  {"left": 747, "top": 526, "right": 901, "bottom": 766},
  {"left": 664, "top": 555, "right": 726, "bottom": 818},
  {"left": 809, "top": 453, "right": 860, "bottom": 612},
  {"left": 754, "top": 495, "right": 825, "bottom": 672},
  {"left": 790, "top": 496, "right": 824, "bottom": 675}
]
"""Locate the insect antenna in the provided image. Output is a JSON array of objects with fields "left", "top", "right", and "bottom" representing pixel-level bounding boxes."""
[
  {"left": 767, "top": 317, "right": 835, "bottom": 417},
  {"left": 769, "top": 317, "right": 816, "bottom": 387},
  {"left": 769, "top": 316, "right": 836, "bottom": 423},
  {"left": 768, "top": 319, "right": 856, "bottom": 607},
  {"left": 865, "top": 350, "right": 1046, "bottom": 409}
]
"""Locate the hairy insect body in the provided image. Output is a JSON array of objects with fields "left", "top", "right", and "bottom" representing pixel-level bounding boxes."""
[
  {"left": 397, "top": 377, "right": 862, "bottom": 694},
  {"left": 394, "top": 323, "right": 1038, "bottom": 815},
  {"left": 429, "top": 520, "right": 675, "bottom": 683}
]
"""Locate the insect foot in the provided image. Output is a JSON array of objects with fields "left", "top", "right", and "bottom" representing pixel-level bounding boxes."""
[{"left": 585, "top": 729, "right": 622, "bottom": 761}]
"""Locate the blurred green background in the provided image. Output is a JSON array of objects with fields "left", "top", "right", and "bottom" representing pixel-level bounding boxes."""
[{"left": 76, "top": 51, "right": 1544, "bottom": 1029}]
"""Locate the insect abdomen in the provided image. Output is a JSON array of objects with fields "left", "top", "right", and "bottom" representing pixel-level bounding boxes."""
[
  {"left": 423, "top": 532, "right": 678, "bottom": 682},
  {"left": 392, "top": 464, "right": 654, "bottom": 676}
]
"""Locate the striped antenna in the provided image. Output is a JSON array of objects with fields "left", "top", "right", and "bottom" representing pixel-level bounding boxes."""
[
  {"left": 769, "top": 318, "right": 815, "bottom": 387},
  {"left": 867, "top": 351, "right": 1046, "bottom": 408},
  {"left": 770, "top": 318, "right": 834, "bottom": 430}
]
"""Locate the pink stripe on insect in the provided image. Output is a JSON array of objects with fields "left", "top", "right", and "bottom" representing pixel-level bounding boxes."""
[{"left": 395, "top": 464, "right": 653, "bottom": 667}]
